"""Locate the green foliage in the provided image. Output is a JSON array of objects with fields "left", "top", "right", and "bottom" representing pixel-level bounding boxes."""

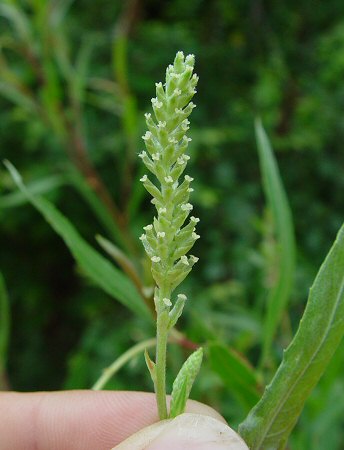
[
  {"left": 239, "top": 222, "right": 344, "bottom": 449},
  {"left": 0, "top": 174, "right": 67, "bottom": 209},
  {"left": 208, "top": 343, "right": 261, "bottom": 411},
  {"left": 93, "top": 337, "right": 156, "bottom": 391},
  {"left": 5, "top": 161, "right": 150, "bottom": 321},
  {"left": 1, "top": 1, "right": 344, "bottom": 447},
  {"left": 169, "top": 347, "right": 203, "bottom": 418},
  {"left": 255, "top": 119, "right": 296, "bottom": 367}
]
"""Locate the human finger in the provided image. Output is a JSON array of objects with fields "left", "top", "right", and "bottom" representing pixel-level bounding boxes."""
[{"left": 0, "top": 390, "right": 224, "bottom": 450}]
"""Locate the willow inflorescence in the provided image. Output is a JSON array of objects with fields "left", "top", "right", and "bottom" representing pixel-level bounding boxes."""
[{"left": 139, "top": 51, "right": 202, "bottom": 419}]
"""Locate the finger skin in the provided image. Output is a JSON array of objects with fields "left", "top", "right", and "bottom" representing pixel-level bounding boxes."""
[{"left": 0, "top": 390, "right": 224, "bottom": 450}]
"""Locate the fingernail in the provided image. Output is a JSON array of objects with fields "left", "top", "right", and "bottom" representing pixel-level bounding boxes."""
[{"left": 145, "top": 413, "right": 249, "bottom": 450}]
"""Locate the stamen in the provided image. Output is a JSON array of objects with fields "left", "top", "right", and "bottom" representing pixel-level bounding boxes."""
[{"left": 151, "top": 256, "right": 161, "bottom": 263}]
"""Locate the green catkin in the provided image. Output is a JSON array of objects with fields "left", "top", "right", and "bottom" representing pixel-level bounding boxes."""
[
  {"left": 139, "top": 51, "right": 199, "bottom": 419},
  {"left": 139, "top": 51, "right": 199, "bottom": 310}
]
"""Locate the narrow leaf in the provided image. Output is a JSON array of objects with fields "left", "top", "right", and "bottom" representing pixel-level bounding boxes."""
[
  {"left": 71, "top": 39, "right": 94, "bottom": 104},
  {"left": 239, "top": 222, "right": 344, "bottom": 450},
  {"left": 68, "top": 168, "right": 127, "bottom": 250},
  {"left": 169, "top": 376, "right": 188, "bottom": 419},
  {"left": 0, "top": 80, "right": 37, "bottom": 112},
  {"left": 169, "top": 347, "right": 203, "bottom": 418},
  {"left": 208, "top": 343, "right": 261, "bottom": 410},
  {"left": 0, "top": 4, "right": 33, "bottom": 43},
  {"left": 144, "top": 349, "right": 156, "bottom": 384},
  {"left": 255, "top": 118, "right": 296, "bottom": 365},
  {"left": 50, "top": 0, "right": 75, "bottom": 26},
  {"left": 0, "top": 174, "right": 66, "bottom": 208},
  {"left": 96, "top": 234, "right": 142, "bottom": 293},
  {"left": 168, "top": 294, "right": 186, "bottom": 329},
  {"left": 91, "top": 337, "right": 156, "bottom": 391},
  {"left": 4, "top": 161, "right": 151, "bottom": 321}
]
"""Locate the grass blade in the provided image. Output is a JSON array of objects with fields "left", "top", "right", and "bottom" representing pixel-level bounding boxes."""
[
  {"left": 4, "top": 161, "right": 151, "bottom": 321},
  {"left": 68, "top": 168, "right": 129, "bottom": 250},
  {"left": 0, "top": 3, "right": 33, "bottom": 44},
  {"left": 208, "top": 343, "right": 261, "bottom": 410},
  {"left": 239, "top": 222, "right": 344, "bottom": 449},
  {"left": 0, "top": 174, "right": 66, "bottom": 208},
  {"left": 255, "top": 118, "right": 296, "bottom": 366},
  {"left": 0, "top": 80, "right": 37, "bottom": 112},
  {"left": 96, "top": 234, "right": 144, "bottom": 298}
]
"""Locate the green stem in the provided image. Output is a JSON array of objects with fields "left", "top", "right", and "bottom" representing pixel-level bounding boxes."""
[
  {"left": 92, "top": 337, "right": 156, "bottom": 390},
  {"left": 156, "top": 310, "right": 169, "bottom": 419}
]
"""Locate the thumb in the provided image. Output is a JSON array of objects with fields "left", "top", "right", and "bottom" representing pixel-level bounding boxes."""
[{"left": 113, "top": 413, "right": 249, "bottom": 450}]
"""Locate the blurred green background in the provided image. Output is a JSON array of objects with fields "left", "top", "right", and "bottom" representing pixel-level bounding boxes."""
[{"left": 1, "top": 1, "right": 344, "bottom": 448}]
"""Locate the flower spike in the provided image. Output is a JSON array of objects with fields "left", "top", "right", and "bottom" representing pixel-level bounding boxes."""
[{"left": 139, "top": 51, "right": 200, "bottom": 421}]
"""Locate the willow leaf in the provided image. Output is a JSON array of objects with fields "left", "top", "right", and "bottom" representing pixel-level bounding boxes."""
[
  {"left": 4, "top": 161, "right": 151, "bottom": 321},
  {"left": 239, "top": 222, "right": 344, "bottom": 449}
]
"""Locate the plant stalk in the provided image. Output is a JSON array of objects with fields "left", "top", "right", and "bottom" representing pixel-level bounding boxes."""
[
  {"left": 155, "top": 304, "right": 170, "bottom": 419},
  {"left": 92, "top": 337, "right": 156, "bottom": 390}
]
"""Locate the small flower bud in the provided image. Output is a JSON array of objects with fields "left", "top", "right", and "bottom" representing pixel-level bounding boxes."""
[
  {"left": 190, "top": 255, "right": 199, "bottom": 263},
  {"left": 139, "top": 51, "right": 199, "bottom": 300},
  {"left": 185, "top": 54, "right": 195, "bottom": 65},
  {"left": 180, "top": 255, "right": 189, "bottom": 265},
  {"left": 163, "top": 298, "right": 172, "bottom": 307},
  {"left": 151, "top": 256, "right": 161, "bottom": 263},
  {"left": 142, "top": 131, "right": 152, "bottom": 141},
  {"left": 151, "top": 98, "right": 163, "bottom": 109},
  {"left": 181, "top": 203, "right": 193, "bottom": 211}
]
